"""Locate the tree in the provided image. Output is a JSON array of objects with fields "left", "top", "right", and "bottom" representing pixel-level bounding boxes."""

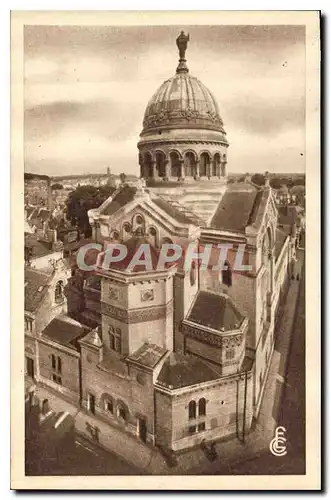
[
  {"left": 237, "top": 176, "right": 246, "bottom": 183},
  {"left": 227, "top": 177, "right": 235, "bottom": 184},
  {"left": 269, "top": 177, "right": 282, "bottom": 190},
  {"left": 51, "top": 183, "right": 63, "bottom": 190},
  {"left": 120, "top": 173, "right": 127, "bottom": 184},
  {"left": 251, "top": 173, "right": 265, "bottom": 186},
  {"left": 66, "top": 184, "right": 116, "bottom": 236}
]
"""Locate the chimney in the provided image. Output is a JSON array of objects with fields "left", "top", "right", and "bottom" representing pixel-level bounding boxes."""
[{"left": 265, "top": 171, "right": 270, "bottom": 187}]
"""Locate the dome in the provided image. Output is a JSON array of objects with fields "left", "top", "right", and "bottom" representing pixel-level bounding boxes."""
[
  {"left": 137, "top": 32, "right": 229, "bottom": 184},
  {"left": 141, "top": 72, "right": 226, "bottom": 136}
]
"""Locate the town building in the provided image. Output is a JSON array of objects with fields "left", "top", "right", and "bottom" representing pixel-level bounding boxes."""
[{"left": 25, "top": 33, "right": 296, "bottom": 454}]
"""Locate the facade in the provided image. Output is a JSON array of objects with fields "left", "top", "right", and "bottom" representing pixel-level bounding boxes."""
[{"left": 25, "top": 33, "right": 295, "bottom": 454}]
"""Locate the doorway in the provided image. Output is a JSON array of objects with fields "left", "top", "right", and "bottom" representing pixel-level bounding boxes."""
[
  {"left": 26, "top": 357, "right": 34, "bottom": 378},
  {"left": 137, "top": 417, "right": 147, "bottom": 443},
  {"left": 88, "top": 393, "right": 96, "bottom": 414}
]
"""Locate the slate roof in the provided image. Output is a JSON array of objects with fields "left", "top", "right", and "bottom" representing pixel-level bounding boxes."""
[
  {"left": 127, "top": 343, "right": 167, "bottom": 369},
  {"left": 100, "top": 185, "right": 137, "bottom": 216},
  {"left": 25, "top": 267, "right": 53, "bottom": 313},
  {"left": 187, "top": 290, "right": 243, "bottom": 332},
  {"left": 42, "top": 315, "right": 90, "bottom": 351},
  {"left": 157, "top": 352, "right": 221, "bottom": 389},
  {"left": 275, "top": 228, "right": 288, "bottom": 260},
  {"left": 210, "top": 186, "right": 262, "bottom": 232}
]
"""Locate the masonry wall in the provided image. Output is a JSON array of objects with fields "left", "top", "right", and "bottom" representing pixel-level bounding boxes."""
[
  {"left": 80, "top": 345, "right": 156, "bottom": 443},
  {"left": 155, "top": 374, "right": 253, "bottom": 451},
  {"left": 37, "top": 340, "right": 81, "bottom": 403}
]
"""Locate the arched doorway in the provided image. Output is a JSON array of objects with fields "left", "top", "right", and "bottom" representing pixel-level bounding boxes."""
[
  {"left": 155, "top": 151, "right": 166, "bottom": 178},
  {"left": 170, "top": 151, "right": 181, "bottom": 178},
  {"left": 184, "top": 151, "right": 196, "bottom": 177},
  {"left": 200, "top": 152, "right": 210, "bottom": 177}
]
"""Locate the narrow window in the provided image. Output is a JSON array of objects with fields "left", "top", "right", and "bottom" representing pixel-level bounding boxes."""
[
  {"left": 188, "top": 400, "right": 196, "bottom": 420},
  {"left": 198, "top": 422, "right": 206, "bottom": 432},
  {"left": 198, "top": 398, "right": 206, "bottom": 417},
  {"left": 51, "top": 354, "right": 56, "bottom": 370},
  {"left": 188, "top": 425, "right": 196, "bottom": 434}
]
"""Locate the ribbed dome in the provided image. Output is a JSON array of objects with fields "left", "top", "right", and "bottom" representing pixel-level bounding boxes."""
[{"left": 142, "top": 72, "right": 226, "bottom": 135}]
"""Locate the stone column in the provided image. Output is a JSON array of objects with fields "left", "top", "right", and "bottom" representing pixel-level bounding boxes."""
[
  {"left": 179, "top": 159, "right": 185, "bottom": 180},
  {"left": 196, "top": 162, "right": 201, "bottom": 179},
  {"left": 164, "top": 159, "right": 170, "bottom": 181},
  {"left": 151, "top": 161, "right": 157, "bottom": 179},
  {"left": 221, "top": 160, "right": 227, "bottom": 177}
]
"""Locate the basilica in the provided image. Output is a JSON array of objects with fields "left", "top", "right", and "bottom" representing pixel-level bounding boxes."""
[{"left": 25, "top": 33, "right": 296, "bottom": 454}]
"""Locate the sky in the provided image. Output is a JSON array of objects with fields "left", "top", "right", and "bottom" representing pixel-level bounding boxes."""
[{"left": 24, "top": 25, "right": 306, "bottom": 176}]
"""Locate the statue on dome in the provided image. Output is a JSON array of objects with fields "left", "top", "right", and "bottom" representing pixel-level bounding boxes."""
[{"left": 176, "top": 31, "right": 190, "bottom": 60}]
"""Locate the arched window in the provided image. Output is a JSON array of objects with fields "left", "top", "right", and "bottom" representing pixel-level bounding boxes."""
[
  {"left": 198, "top": 398, "right": 206, "bottom": 416},
  {"left": 190, "top": 261, "right": 197, "bottom": 286},
  {"left": 148, "top": 226, "right": 158, "bottom": 247},
  {"left": 117, "top": 402, "right": 127, "bottom": 422},
  {"left": 200, "top": 152, "right": 210, "bottom": 177},
  {"left": 188, "top": 400, "right": 196, "bottom": 420},
  {"left": 104, "top": 397, "right": 114, "bottom": 414},
  {"left": 55, "top": 280, "right": 64, "bottom": 304}
]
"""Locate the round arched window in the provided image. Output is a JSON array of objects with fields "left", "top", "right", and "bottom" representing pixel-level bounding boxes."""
[
  {"left": 135, "top": 215, "right": 144, "bottom": 225},
  {"left": 123, "top": 222, "right": 131, "bottom": 233},
  {"left": 149, "top": 227, "right": 157, "bottom": 236}
]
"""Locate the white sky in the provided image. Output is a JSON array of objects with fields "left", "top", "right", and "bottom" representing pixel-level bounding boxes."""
[{"left": 24, "top": 25, "right": 306, "bottom": 176}]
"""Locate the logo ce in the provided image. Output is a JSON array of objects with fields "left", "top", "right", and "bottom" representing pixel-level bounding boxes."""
[{"left": 269, "top": 426, "right": 287, "bottom": 457}]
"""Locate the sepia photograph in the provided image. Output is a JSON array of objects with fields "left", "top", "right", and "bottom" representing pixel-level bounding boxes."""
[{"left": 11, "top": 10, "right": 320, "bottom": 490}]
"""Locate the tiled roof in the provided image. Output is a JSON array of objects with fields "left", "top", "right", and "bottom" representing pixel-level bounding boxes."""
[
  {"left": 100, "top": 185, "right": 137, "bottom": 216},
  {"left": 42, "top": 315, "right": 90, "bottom": 351},
  {"left": 187, "top": 290, "right": 243, "bottom": 332},
  {"left": 157, "top": 352, "right": 221, "bottom": 389},
  {"left": 25, "top": 267, "right": 53, "bottom": 313},
  {"left": 275, "top": 228, "right": 288, "bottom": 260},
  {"left": 127, "top": 343, "right": 167, "bottom": 369},
  {"left": 153, "top": 196, "right": 201, "bottom": 225},
  {"left": 210, "top": 186, "right": 261, "bottom": 232}
]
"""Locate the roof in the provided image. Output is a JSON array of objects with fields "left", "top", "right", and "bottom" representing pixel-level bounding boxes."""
[
  {"left": 127, "top": 343, "right": 167, "bottom": 369},
  {"left": 153, "top": 196, "right": 202, "bottom": 225},
  {"left": 210, "top": 185, "right": 262, "bottom": 233},
  {"left": 79, "top": 327, "right": 103, "bottom": 348},
  {"left": 142, "top": 71, "right": 226, "bottom": 137},
  {"left": 42, "top": 315, "right": 90, "bottom": 351},
  {"left": 25, "top": 234, "right": 63, "bottom": 259},
  {"left": 275, "top": 228, "right": 289, "bottom": 260},
  {"left": 98, "top": 236, "right": 170, "bottom": 273},
  {"left": 187, "top": 290, "right": 243, "bottom": 332},
  {"left": 157, "top": 352, "right": 221, "bottom": 389},
  {"left": 25, "top": 267, "right": 53, "bottom": 313},
  {"left": 99, "top": 185, "right": 137, "bottom": 216}
]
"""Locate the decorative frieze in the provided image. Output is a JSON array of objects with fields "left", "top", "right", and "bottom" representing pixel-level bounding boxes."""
[
  {"left": 181, "top": 323, "right": 243, "bottom": 348},
  {"left": 101, "top": 300, "right": 173, "bottom": 324}
]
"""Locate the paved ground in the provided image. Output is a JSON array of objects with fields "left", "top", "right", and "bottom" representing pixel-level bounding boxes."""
[{"left": 26, "top": 250, "right": 306, "bottom": 475}]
